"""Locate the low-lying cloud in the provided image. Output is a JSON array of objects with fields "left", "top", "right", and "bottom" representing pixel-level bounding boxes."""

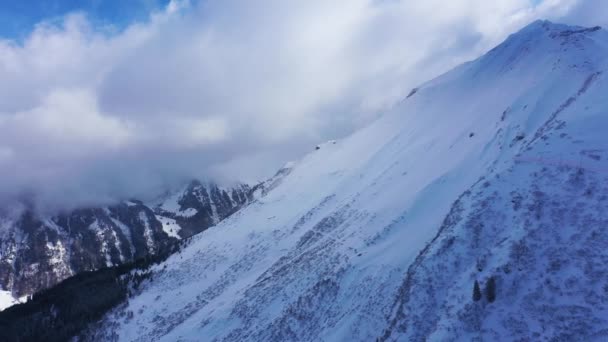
[{"left": 0, "top": 0, "right": 602, "bottom": 211}]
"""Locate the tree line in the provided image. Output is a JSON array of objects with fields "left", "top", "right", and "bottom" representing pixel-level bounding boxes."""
[{"left": 0, "top": 236, "right": 192, "bottom": 342}]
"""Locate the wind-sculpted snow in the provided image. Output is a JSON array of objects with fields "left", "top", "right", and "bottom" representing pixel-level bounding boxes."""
[{"left": 88, "top": 21, "right": 608, "bottom": 341}]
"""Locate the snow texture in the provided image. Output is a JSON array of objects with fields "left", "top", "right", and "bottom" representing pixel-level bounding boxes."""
[{"left": 0, "top": 291, "right": 25, "bottom": 312}]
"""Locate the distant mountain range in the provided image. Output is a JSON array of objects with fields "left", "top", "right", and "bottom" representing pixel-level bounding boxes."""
[{"left": 0, "top": 180, "right": 259, "bottom": 309}]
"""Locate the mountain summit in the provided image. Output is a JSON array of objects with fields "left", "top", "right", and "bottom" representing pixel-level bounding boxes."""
[{"left": 7, "top": 20, "right": 608, "bottom": 341}]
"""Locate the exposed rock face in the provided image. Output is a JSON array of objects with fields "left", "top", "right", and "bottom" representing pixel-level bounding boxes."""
[
  {"left": 153, "top": 181, "right": 258, "bottom": 238},
  {"left": 0, "top": 182, "right": 256, "bottom": 301}
]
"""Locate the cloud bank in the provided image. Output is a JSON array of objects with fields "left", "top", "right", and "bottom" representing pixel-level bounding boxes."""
[{"left": 0, "top": 0, "right": 603, "bottom": 211}]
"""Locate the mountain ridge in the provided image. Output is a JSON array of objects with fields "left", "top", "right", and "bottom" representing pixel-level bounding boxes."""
[
  {"left": 80, "top": 20, "right": 608, "bottom": 341},
  {"left": 0, "top": 180, "right": 257, "bottom": 310},
  {"left": 2, "top": 20, "right": 607, "bottom": 341}
]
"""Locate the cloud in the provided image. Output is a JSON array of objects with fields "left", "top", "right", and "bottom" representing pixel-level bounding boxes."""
[
  {"left": 557, "top": 0, "right": 608, "bottom": 27},
  {"left": 0, "top": 0, "right": 600, "bottom": 211}
]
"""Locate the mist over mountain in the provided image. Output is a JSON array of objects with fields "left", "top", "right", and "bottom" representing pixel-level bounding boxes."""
[
  {"left": 0, "top": 0, "right": 604, "bottom": 212},
  {"left": 0, "top": 180, "right": 259, "bottom": 311},
  {"left": 1, "top": 1, "right": 607, "bottom": 341}
]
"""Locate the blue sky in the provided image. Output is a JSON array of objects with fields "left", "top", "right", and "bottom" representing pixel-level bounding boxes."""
[{"left": 0, "top": 0, "right": 171, "bottom": 39}]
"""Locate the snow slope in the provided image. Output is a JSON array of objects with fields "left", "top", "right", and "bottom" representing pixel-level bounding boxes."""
[
  {"left": 89, "top": 21, "right": 608, "bottom": 341},
  {"left": 0, "top": 291, "right": 25, "bottom": 312}
]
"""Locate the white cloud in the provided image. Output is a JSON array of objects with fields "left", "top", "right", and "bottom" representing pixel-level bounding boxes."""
[{"left": 0, "top": 0, "right": 601, "bottom": 211}]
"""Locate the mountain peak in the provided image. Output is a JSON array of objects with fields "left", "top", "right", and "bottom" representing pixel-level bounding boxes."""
[
  {"left": 449, "top": 20, "right": 607, "bottom": 83},
  {"left": 490, "top": 19, "right": 602, "bottom": 48},
  {"left": 517, "top": 19, "right": 602, "bottom": 38}
]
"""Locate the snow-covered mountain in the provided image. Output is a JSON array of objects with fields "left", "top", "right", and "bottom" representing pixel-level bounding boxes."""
[
  {"left": 0, "top": 181, "right": 256, "bottom": 310},
  {"left": 69, "top": 20, "right": 608, "bottom": 340},
  {"left": 152, "top": 180, "right": 259, "bottom": 238}
]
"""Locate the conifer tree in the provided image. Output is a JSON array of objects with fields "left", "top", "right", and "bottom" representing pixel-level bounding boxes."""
[
  {"left": 473, "top": 280, "right": 482, "bottom": 302},
  {"left": 485, "top": 276, "right": 496, "bottom": 303}
]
